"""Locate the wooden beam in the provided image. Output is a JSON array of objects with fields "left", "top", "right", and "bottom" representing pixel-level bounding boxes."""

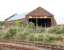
[{"left": 28, "top": 16, "right": 52, "bottom": 19}]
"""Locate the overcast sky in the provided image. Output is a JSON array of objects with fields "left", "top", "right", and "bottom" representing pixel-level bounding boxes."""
[{"left": 0, "top": 0, "right": 64, "bottom": 24}]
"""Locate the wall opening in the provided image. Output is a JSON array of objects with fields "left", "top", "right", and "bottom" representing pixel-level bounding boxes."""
[{"left": 29, "top": 18, "right": 51, "bottom": 27}]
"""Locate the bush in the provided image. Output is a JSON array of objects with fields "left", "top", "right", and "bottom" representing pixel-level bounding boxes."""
[
  {"left": 34, "top": 27, "right": 45, "bottom": 33},
  {"left": 0, "top": 21, "right": 4, "bottom": 26},
  {"left": 27, "top": 22, "right": 34, "bottom": 29},
  {"left": 48, "top": 26, "right": 64, "bottom": 34},
  {"left": 0, "top": 21, "right": 5, "bottom": 29},
  {"left": 28, "top": 34, "right": 35, "bottom": 41},
  {"left": 45, "top": 35, "right": 57, "bottom": 42},
  {"left": 28, "top": 34, "right": 44, "bottom": 43},
  {"left": 16, "top": 32, "right": 30, "bottom": 41},
  {"left": 4, "top": 28, "right": 17, "bottom": 39},
  {"left": 44, "top": 35, "right": 64, "bottom": 43},
  {"left": 36, "top": 34, "right": 44, "bottom": 42}
]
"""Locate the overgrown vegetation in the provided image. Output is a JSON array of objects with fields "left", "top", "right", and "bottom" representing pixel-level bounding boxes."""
[
  {"left": 4, "top": 28, "right": 17, "bottom": 39},
  {"left": 0, "top": 21, "right": 64, "bottom": 45},
  {"left": 0, "top": 47, "right": 16, "bottom": 50}
]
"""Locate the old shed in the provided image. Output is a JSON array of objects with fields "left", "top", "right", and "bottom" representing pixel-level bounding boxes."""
[{"left": 26, "top": 7, "right": 56, "bottom": 27}]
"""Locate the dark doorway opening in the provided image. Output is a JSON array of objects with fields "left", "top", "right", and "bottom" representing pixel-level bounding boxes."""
[{"left": 29, "top": 18, "right": 51, "bottom": 27}]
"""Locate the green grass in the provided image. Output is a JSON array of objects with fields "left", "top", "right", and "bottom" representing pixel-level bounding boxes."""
[{"left": 0, "top": 22, "right": 64, "bottom": 45}]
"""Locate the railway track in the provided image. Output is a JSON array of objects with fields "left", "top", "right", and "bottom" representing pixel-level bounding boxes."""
[
  {"left": 0, "top": 42, "right": 43, "bottom": 50},
  {"left": 0, "top": 41, "right": 64, "bottom": 50}
]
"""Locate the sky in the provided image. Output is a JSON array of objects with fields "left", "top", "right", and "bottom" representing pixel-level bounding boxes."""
[{"left": 0, "top": 0, "right": 64, "bottom": 24}]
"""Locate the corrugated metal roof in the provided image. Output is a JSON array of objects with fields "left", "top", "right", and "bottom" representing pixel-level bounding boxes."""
[{"left": 5, "top": 13, "right": 25, "bottom": 21}]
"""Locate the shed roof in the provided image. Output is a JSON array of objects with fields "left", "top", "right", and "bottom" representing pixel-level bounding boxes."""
[
  {"left": 5, "top": 13, "right": 25, "bottom": 21},
  {"left": 26, "top": 7, "right": 54, "bottom": 17}
]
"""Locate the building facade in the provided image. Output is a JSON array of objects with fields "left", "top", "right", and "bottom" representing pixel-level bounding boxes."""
[{"left": 26, "top": 7, "right": 56, "bottom": 27}]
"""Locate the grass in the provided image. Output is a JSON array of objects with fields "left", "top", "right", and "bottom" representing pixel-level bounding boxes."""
[
  {"left": 0, "top": 22, "right": 64, "bottom": 45},
  {"left": 0, "top": 47, "right": 16, "bottom": 50}
]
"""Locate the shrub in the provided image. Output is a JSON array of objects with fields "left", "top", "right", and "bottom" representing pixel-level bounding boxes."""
[
  {"left": 16, "top": 32, "right": 30, "bottom": 41},
  {"left": 28, "top": 34, "right": 44, "bottom": 43},
  {"left": 27, "top": 22, "right": 34, "bottom": 29},
  {"left": 35, "top": 27, "right": 45, "bottom": 33},
  {"left": 44, "top": 35, "right": 64, "bottom": 43},
  {"left": 28, "top": 34, "right": 35, "bottom": 41},
  {"left": 36, "top": 34, "right": 44, "bottom": 42},
  {"left": 48, "top": 26, "right": 64, "bottom": 34},
  {"left": 0, "top": 21, "right": 5, "bottom": 29},
  {"left": 4, "top": 28, "right": 16, "bottom": 39},
  {"left": 45, "top": 36, "right": 56, "bottom": 42},
  {"left": 0, "top": 21, "right": 4, "bottom": 26}
]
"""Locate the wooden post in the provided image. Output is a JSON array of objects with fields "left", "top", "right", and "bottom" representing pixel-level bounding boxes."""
[{"left": 35, "top": 17, "right": 38, "bottom": 33}]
